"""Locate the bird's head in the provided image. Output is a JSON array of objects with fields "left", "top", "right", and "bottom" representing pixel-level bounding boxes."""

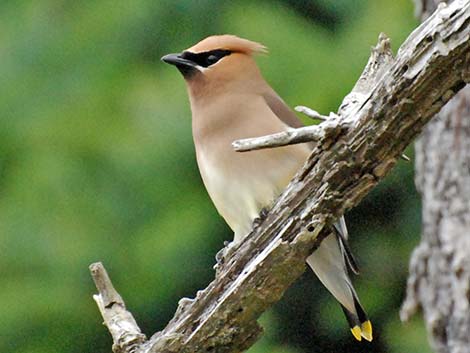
[{"left": 161, "top": 35, "right": 267, "bottom": 100}]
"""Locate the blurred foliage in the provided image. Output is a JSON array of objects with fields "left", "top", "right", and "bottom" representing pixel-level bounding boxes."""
[{"left": 0, "top": 1, "right": 433, "bottom": 352}]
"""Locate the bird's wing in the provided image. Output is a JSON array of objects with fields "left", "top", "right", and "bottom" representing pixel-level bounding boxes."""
[
  {"left": 334, "top": 219, "right": 360, "bottom": 275},
  {"left": 262, "top": 91, "right": 304, "bottom": 128},
  {"left": 263, "top": 90, "right": 360, "bottom": 275}
]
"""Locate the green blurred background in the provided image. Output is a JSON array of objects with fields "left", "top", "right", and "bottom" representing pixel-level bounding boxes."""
[{"left": 0, "top": 1, "right": 432, "bottom": 352}]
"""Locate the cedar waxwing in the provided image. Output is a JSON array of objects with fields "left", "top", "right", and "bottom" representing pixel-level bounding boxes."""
[{"left": 162, "top": 35, "right": 372, "bottom": 342}]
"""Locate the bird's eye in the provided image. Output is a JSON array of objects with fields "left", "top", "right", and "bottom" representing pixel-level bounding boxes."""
[
  {"left": 203, "top": 50, "right": 231, "bottom": 67},
  {"left": 206, "top": 55, "right": 219, "bottom": 65}
]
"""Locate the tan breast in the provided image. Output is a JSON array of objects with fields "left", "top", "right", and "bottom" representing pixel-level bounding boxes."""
[{"left": 192, "top": 93, "right": 310, "bottom": 241}]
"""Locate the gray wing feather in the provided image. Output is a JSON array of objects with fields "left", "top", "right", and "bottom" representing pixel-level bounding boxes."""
[
  {"left": 334, "top": 217, "right": 360, "bottom": 275},
  {"left": 263, "top": 91, "right": 359, "bottom": 274},
  {"left": 262, "top": 92, "right": 304, "bottom": 128}
]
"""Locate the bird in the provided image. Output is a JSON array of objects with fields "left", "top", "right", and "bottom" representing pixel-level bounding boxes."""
[{"left": 161, "top": 34, "right": 372, "bottom": 342}]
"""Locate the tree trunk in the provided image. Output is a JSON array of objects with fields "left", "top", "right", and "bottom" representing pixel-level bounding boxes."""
[{"left": 400, "top": 2, "right": 470, "bottom": 353}]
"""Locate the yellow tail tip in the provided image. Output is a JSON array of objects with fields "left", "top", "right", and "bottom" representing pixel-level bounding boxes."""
[
  {"left": 351, "top": 326, "right": 362, "bottom": 341},
  {"left": 361, "top": 320, "right": 373, "bottom": 342}
]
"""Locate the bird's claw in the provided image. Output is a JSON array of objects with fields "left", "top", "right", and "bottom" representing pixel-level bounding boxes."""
[
  {"left": 253, "top": 207, "right": 269, "bottom": 227},
  {"left": 214, "top": 240, "right": 235, "bottom": 271}
]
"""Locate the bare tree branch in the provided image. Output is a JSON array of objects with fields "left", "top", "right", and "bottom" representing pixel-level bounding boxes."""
[
  {"left": 294, "top": 105, "right": 329, "bottom": 121},
  {"left": 232, "top": 118, "right": 344, "bottom": 152},
  {"left": 90, "top": 262, "right": 147, "bottom": 353},
  {"left": 90, "top": 1, "right": 470, "bottom": 352}
]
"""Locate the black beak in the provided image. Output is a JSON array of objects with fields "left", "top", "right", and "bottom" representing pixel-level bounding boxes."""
[
  {"left": 161, "top": 53, "right": 198, "bottom": 78},
  {"left": 161, "top": 53, "right": 196, "bottom": 68}
]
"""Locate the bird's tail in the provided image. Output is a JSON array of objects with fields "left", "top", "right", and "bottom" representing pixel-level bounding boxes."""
[{"left": 306, "top": 234, "right": 373, "bottom": 342}]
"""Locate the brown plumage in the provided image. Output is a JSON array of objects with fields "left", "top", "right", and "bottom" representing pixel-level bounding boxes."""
[{"left": 162, "top": 35, "right": 372, "bottom": 342}]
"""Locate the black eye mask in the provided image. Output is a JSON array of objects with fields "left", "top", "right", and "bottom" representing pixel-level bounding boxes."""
[{"left": 180, "top": 49, "right": 232, "bottom": 68}]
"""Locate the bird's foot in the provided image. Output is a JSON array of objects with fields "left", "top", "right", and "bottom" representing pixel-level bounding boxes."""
[
  {"left": 253, "top": 207, "right": 269, "bottom": 227},
  {"left": 214, "top": 241, "right": 235, "bottom": 270}
]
